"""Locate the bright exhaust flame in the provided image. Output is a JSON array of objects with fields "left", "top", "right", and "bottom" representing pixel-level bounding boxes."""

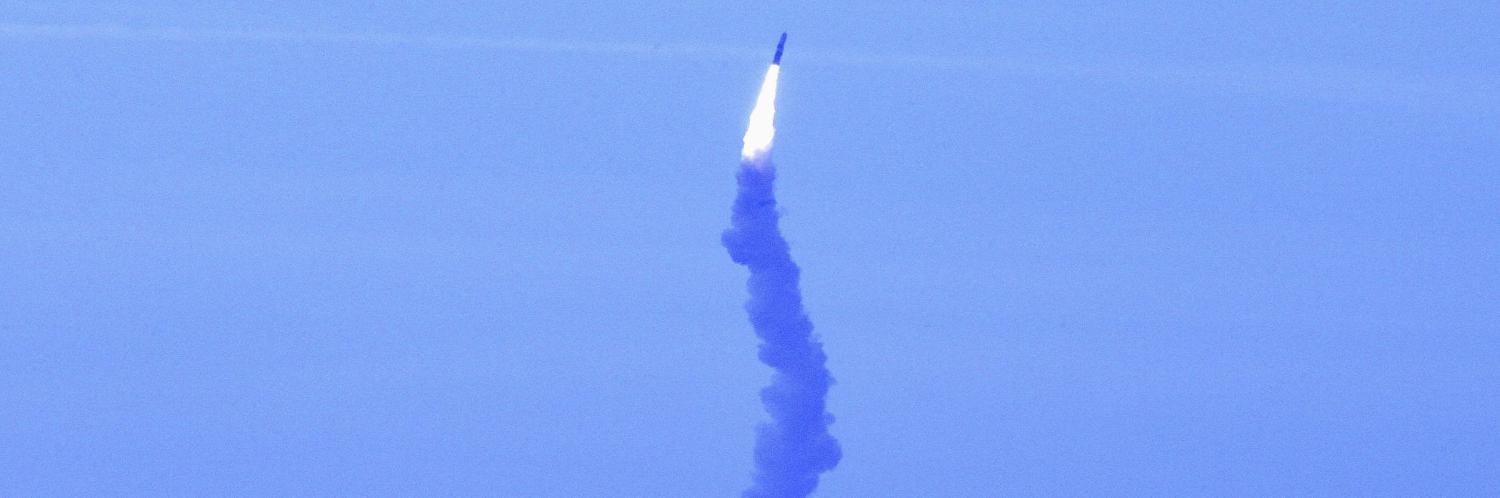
[{"left": 741, "top": 64, "right": 781, "bottom": 161}]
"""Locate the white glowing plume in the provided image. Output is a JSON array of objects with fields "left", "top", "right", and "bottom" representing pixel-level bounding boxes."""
[{"left": 741, "top": 64, "right": 781, "bottom": 161}]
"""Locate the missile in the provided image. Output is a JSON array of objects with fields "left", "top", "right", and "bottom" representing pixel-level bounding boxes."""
[
  {"left": 743, "top": 33, "right": 785, "bottom": 160},
  {"left": 772, "top": 32, "right": 787, "bottom": 65}
]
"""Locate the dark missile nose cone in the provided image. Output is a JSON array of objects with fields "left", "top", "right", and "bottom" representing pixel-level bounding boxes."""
[{"left": 773, "top": 32, "right": 787, "bottom": 65}]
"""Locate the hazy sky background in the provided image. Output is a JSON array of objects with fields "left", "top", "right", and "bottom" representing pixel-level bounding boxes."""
[{"left": 3, "top": 2, "right": 1497, "bottom": 496}]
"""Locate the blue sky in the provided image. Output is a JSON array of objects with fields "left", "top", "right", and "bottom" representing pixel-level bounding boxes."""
[{"left": 2, "top": 2, "right": 1497, "bottom": 496}]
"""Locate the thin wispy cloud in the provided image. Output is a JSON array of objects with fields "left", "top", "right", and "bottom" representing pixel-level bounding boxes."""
[
  {"left": 2, "top": 22, "right": 1493, "bottom": 110},
  {"left": 0, "top": 22, "right": 759, "bottom": 60}
]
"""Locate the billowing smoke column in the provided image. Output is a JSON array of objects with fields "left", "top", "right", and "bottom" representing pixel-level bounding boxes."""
[{"left": 722, "top": 33, "right": 841, "bottom": 498}]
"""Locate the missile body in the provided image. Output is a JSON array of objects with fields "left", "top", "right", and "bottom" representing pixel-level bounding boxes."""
[{"left": 773, "top": 32, "right": 787, "bottom": 65}]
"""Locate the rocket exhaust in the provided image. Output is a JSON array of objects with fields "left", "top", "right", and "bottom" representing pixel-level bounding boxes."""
[
  {"left": 741, "top": 34, "right": 785, "bottom": 162},
  {"left": 724, "top": 34, "right": 842, "bottom": 498}
]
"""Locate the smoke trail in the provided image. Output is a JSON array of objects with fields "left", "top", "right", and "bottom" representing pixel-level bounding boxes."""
[
  {"left": 723, "top": 34, "right": 841, "bottom": 498},
  {"left": 723, "top": 161, "right": 842, "bottom": 498}
]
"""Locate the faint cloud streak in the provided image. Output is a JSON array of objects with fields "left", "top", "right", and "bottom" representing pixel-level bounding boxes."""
[{"left": 2, "top": 22, "right": 1494, "bottom": 111}]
